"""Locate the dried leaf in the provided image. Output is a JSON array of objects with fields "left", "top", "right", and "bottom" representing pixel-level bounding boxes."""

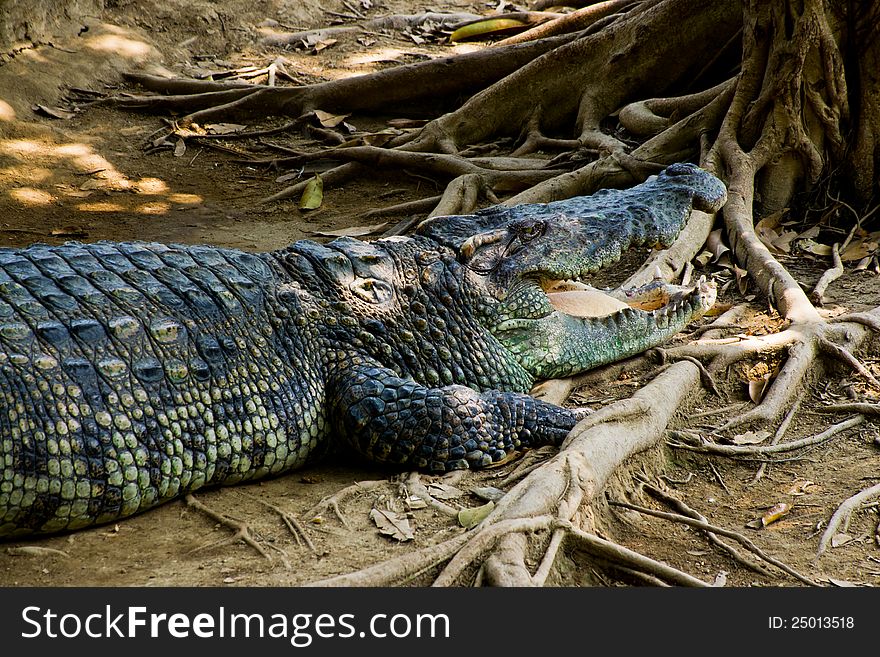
[
  {"left": 33, "top": 104, "right": 76, "bottom": 120},
  {"left": 760, "top": 502, "right": 791, "bottom": 527},
  {"left": 299, "top": 175, "right": 323, "bottom": 211},
  {"left": 748, "top": 374, "right": 772, "bottom": 403},
  {"left": 733, "top": 264, "right": 749, "bottom": 295},
  {"left": 470, "top": 486, "right": 506, "bottom": 503},
  {"left": 796, "top": 224, "right": 821, "bottom": 240},
  {"left": 276, "top": 172, "right": 301, "bottom": 184},
  {"left": 173, "top": 138, "right": 187, "bottom": 157},
  {"left": 694, "top": 250, "right": 713, "bottom": 266},
  {"left": 831, "top": 532, "right": 853, "bottom": 548},
  {"left": 313, "top": 110, "right": 349, "bottom": 128},
  {"left": 405, "top": 495, "right": 427, "bottom": 510},
  {"left": 312, "top": 221, "right": 388, "bottom": 238},
  {"left": 313, "top": 38, "right": 338, "bottom": 52},
  {"left": 732, "top": 430, "right": 772, "bottom": 445},
  {"left": 786, "top": 479, "right": 816, "bottom": 496},
  {"left": 841, "top": 239, "right": 878, "bottom": 262},
  {"left": 79, "top": 178, "right": 105, "bottom": 191},
  {"left": 827, "top": 577, "right": 860, "bottom": 587},
  {"left": 798, "top": 238, "right": 833, "bottom": 256},
  {"left": 458, "top": 501, "right": 494, "bottom": 528},
  {"left": 705, "top": 229, "right": 730, "bottom": 262},
  {"left": 425, "top": 482, "right": 463, "bottom": 500},
  {"left": 369, "top": 508, "right": 414, "bottom": 542},
  {"left": 449, "top": 18, "right": 527, "bottom": 42},
  {"left": 205, "top": 123, "right": 248, "bottom": 134},
  {"left": 712, "top": 571, "right": 728, "bottom": 587}
]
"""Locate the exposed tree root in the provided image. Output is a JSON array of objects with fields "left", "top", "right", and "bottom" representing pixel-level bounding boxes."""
[
  {"left": 609, "top": 495, "right": 816, "bottom": 585},
  {"left": 816, "top": 482, "right": 880, "bottom": 560},
  {"left": 184, "top": 494, "right": 271, "bottom": 560},
  {"left": 304, "top": 480, "right": 387, "bottom": 529}
]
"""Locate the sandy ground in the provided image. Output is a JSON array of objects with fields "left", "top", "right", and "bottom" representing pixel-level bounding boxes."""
[{"left": 1, "top": 0, "right": 879, "bottom": 587}]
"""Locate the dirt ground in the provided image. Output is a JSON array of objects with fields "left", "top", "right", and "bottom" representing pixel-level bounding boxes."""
[{"left": 1, "top": 0, "right": 879, "bottom": 587}]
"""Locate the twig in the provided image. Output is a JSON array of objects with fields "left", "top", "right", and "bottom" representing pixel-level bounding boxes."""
[
  {"left": 817, "top": 335, "right": 880, "bottom": 389},
  {"left": 609, "top": 497, "right": 817, "bottom": 586},
  {"left": 185, "top": 494, "right": 271, "bottom": 559},
  {"left": 817, "top": 402, "right": 880, "bottom": 415},
  {"left": 667, "top": 414, "right": 865, "bottom": 456},
  {"left": 708, "top": 459, "right": 731, "bottom": 495},
  {"left": 403, "top": 472, "right": 459, "bottom": 518},
  {"left": 641, "top": 483, "right": 775, "bottom": 576},
  {"left": 563, "top": 522, "right": 709, "bottom": 587},
  {"left": 751, "top": 391, "right": 805, "bottom": 484},
  {"left": 816, "top": 481, "right": 880, "bottom": 559}
]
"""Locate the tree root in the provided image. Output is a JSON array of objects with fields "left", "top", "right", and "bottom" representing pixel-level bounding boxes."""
[
  {"left": 816, "top": 482, "right": 880, "bottom": 560},
  {"left": 640, "top": 482, "right": 776, "bottom": 576},
  {"left": 609, "top": 495, "right": 817, "bottom": 585},
  {"left": 304, "top": 480, "right": 387, "bottom": 529},
  {"left": 184, "top": 494, "right": 271, "bottom": 560},
  {"left": 668, "top": 414, "right": 865, "bottom": 458},
  {"left": 495, "top": 0, "right": 636, "bottom": 47}
]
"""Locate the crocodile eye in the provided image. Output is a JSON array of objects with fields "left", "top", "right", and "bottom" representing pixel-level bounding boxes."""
[{"left": 515, "top": 220, "right": 545, "bottom": 242}]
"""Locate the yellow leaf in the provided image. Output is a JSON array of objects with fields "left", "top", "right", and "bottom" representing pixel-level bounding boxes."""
[
  {"left": 299, "top": 175, "right": 323, "bottom": 211},
  {"left": 449, "top": 18, "right": 527, "bottom": 42},
  {"left": 458, "top": 501, "right": 494, "bottom": 528},
  {"left": 760, "top": 502, "right": 792, "bottom": 527}
]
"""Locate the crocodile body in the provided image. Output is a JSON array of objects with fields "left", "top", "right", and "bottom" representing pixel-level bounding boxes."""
[{"left": 0, "top": 164, "right": 726, "bottom": 537}]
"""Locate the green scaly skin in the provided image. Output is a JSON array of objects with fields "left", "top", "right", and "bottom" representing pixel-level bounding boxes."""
[{"left": 0, "top": 163, "right": 725, "bottom": 537}]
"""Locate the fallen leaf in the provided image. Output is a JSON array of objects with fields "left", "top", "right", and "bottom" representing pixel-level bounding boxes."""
[
  {"left": 299, "top": 175, "right": 323, "bottom": 211},
  {"left": 786, "top": 479, "right": 816, "bottom": 496},
  {"left": 425, "top": 482, "right": 464, "bottom": 500},
  {"left": 732, "top": 429, "right": 772, "bottom": 445},
  {"left": 694, "top": 250, "right": 713, "bottom": 266},
  {"left": 733, "top": 264, "right": 749, "bottom": 295},
  {"left": 405, "top": 495, "right": 427, "bottom": 510},
  {"left": 33, "top": 104, "right": 76, "bottom": 120},
  {"left": 205, "top": 123, "right": 248, "bottom": 134},
  {"left": 712, "top": 571, "right": 728, "bottom": 587},
  {"left": 827, "top": 577, "right": 860, "bottom": 587},
  {"left": 312, "top": 221, "right": 388, "bottom": 238},
  {"left": 458, "top": 501, "right": 494, "bottom": 528},
  {"left": 761, "top": 502, "right": 792, "bottom": 527},
  {"left": 313, "top": 110, "right": 349, "bottom": 128},
  {"left": 173, "top": 138, "right": 187, "bottom": 157},
  {"left": 748, "top": 374, "right": 772, "bottom": 403},
  {"left": 369, "top": 508, "right": 414, "bottom": 541},
  {"left": 831, "top": 533, "right": 853, "bottom": 548},
  {"left": 706, "top": 229, "right": 730, "bottom": 262},
  {"left": 449, "top": 18, "right": 527, "bottom": 42},
  {"left": 841, "top": 239, "right": 878, "bottom": 262},
  {"left": 469, "top": 486, "right": 506, "bottom": 503},
  {"left": 798, "top": 238, "right": 833, "bottom": 256}
]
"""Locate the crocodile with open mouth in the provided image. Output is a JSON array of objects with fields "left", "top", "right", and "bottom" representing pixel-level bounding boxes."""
[{"left": 0, "top": 163, "right": 725, "bottom": 536}]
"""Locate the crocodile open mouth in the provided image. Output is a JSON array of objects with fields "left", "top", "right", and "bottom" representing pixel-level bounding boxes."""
[{"left": 542, "top": 276, "right": 716, "bottom": 320}]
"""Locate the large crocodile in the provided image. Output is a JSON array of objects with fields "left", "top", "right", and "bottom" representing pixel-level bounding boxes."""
[{"left": 0, "top": 163, "right": 725, "bottom": 537}]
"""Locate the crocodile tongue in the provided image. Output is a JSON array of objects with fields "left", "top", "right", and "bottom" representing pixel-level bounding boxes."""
[{"left": 546, "top": 288, "right": 629, "bottom": 318}]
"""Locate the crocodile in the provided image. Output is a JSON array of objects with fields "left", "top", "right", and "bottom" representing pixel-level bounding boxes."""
[{"left": 0, "top": 163, "right": 726, "bottom": 537}]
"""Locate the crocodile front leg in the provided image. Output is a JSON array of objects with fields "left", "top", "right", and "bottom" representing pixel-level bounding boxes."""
[{"left": 329, "top": 362, "right": 578, "bottom": 472}]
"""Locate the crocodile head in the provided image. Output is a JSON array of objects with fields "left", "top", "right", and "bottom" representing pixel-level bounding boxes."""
[{"left": 416, "top": 163, "right": 726, "bottom": 380}]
